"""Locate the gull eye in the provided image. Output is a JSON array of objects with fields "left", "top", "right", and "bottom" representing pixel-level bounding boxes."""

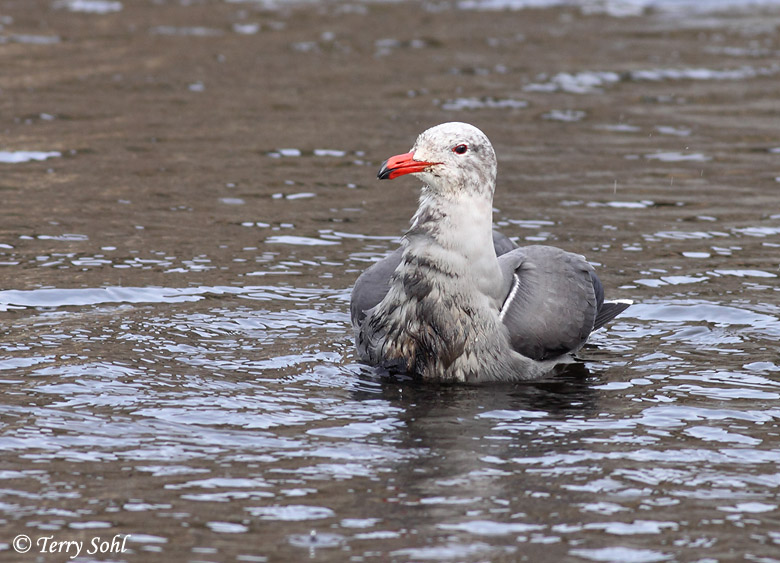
[{"left": 453, "top": 144, "right": 468, "bottom": 155}]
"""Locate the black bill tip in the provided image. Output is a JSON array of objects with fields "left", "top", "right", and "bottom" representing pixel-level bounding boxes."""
[{"left": 377, "top": 159, "right": 392, "bottom": 180}]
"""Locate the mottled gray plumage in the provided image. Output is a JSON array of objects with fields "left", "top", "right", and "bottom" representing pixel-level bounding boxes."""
[
  {"left": 350, "top": 122, "right": 630, "bottom": 382},
  {"left": 351, "top": 230, "right": 515, "bottom": 327}
]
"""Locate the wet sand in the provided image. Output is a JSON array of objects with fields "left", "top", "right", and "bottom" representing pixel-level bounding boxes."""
[{"left": 1, "top": 0, "right": 780, "bottom": 561}]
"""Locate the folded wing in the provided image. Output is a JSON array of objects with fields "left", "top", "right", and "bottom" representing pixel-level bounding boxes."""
[{"left": 497, "top": 246, "right": 599, "bottom": 361}]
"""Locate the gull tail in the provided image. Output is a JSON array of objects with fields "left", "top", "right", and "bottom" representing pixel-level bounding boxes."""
[{"left": 593, "top": 299, "right": 633, "bottom": 331}]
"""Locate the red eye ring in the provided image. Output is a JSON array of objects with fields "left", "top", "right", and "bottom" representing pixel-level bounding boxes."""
[{"left": 453, "top": 144, "right": 468, "bottom": 155}]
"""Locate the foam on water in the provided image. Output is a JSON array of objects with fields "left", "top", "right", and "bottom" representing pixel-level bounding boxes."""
[
  {"left": 570, "top": 546, "right": 673, "bottom": 562},
  {"left": 457, "top": 0, "right": 780, "bottom": 16},
  {"left": 0, "top": 151, "right": 61, "bottom": 163},
  {"left": 543, "top": 109, "right": 587, "bottom": 122},
  {"left": 5, "top": 34, "right": 61, "bottom": 44},
  {"left": 525, "top": 65, "right": 780, "bottom": 94},
  {"left": 54, "top": 0, "right": 122, "bottom": 13},
  {"left": 150, "top": 26, "right": 223, "bottom": 37},
  {"left": 0, "top": 285, "right": 340, "bottom": 310},
  {"left": 440, "top": 97, "right": 528, "bottom": 110},
  {"left": 645, "top": 152, "right": 710, "bottom": 162},
  {"left": 265, "top": 235, "right": 340, "bottom": 246}
]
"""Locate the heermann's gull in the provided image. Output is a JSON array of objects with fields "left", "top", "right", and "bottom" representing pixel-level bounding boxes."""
[{"left": 350, "top": 122, "right": 631, "bottom": 382}]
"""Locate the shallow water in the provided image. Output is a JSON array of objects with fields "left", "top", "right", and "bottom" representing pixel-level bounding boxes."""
[{"left": 1, "top": 0, "right": 780, "bottom": 561}]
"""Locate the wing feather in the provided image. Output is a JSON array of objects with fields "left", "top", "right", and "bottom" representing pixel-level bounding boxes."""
[
  {"left": 350, "top": 248, "right": 402, "bottom": 328},
  {"left": 497, "top": 246, "right": 598, "bottom": 360}
]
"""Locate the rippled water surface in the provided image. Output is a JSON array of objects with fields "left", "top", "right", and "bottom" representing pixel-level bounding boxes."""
[{"left": 1, "top": 0, "right": 780, "bottom": 561}]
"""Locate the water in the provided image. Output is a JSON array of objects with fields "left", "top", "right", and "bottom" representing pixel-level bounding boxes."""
[{"left": 1, "top": 0, "right": 780, "bottom": 561}]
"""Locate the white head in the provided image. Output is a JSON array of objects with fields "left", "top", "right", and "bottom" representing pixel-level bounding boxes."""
[{"left": 377, "top": 122, "right": 498, "bottom": 199}]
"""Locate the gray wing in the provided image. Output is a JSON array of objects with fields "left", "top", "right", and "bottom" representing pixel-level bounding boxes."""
[
  {"left": 350, "top": 231, "right": 517, "bottom": 329},
  {"left": 497, "top": 245, "right": 599, "bottom": 361},
  {"left": 491, "top": 229, "right": 518, "bottom": 256},
  {"left": 350, "top": 247, "right": 403, "bottom": 328}
]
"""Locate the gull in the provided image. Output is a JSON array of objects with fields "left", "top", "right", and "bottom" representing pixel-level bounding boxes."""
[{"left": 350, "top": 122, "right": 631, "bottom": 382}]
